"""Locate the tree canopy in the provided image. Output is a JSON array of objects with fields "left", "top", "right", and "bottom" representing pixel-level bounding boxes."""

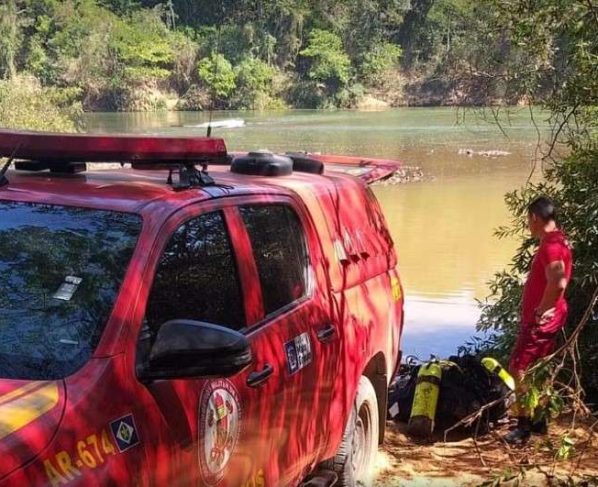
[{"left": 0, "top": 0, "right": 550, "bottom": 111}]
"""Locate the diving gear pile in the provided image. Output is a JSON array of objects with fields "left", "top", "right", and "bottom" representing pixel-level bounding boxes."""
[{"left": 389, "top": 355, "right": 513, "bottom": 438}]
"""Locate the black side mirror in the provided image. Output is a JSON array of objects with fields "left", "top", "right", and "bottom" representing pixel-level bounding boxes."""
[{"left": 138, "top": 320, "right": 252, "bottom": 381}]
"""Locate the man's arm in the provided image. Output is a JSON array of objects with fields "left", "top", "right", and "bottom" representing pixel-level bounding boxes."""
[{"left": 535, "top": 260, "right": 568, "bottom": 324}]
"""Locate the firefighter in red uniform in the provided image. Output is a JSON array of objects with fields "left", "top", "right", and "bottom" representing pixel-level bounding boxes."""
[{"left": 505, "top": 196, "right": 573, "bottom": 444}]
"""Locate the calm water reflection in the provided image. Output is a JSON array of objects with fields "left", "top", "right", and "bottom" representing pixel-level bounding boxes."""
[{"left": 83, "top": 108, "right": 548, "bottom": 358}]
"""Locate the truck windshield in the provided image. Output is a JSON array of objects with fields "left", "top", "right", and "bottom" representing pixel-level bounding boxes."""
[{"left": 0, "top": 201, "right": 141, "bottom": 380}]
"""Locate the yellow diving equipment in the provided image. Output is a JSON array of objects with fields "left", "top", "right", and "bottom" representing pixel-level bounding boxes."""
[
  {"left": 481, "top": 357, "right": 515, "bottom": 391},
  {"left": 407, "top": 361, "right": 442, "bottom": 437}
]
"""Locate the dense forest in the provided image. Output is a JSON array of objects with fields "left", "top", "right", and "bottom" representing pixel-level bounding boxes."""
[{"left": 0, "top": 0, "right": 541, "bottom": 113}]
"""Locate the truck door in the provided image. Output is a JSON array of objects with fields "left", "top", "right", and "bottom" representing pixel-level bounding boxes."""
[
  {"left": 133, "top": 206, "right": 256, "bottom": 486},
  {"left": 133, "top": 199, "right": 338, "bottom": 487},
  {"left": 235, "top": 200, "right": 341, "bottom": 483}
]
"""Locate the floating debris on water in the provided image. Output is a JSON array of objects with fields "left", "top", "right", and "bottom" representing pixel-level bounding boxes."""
[
  {"left": 458, "top": 148, "right": 511, "bottom": 157},
  {"left": 374, "top": 166, "right": 427, "bottom": 185}
]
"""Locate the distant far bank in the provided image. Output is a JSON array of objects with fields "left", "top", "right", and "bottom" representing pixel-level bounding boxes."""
[
  {"left": 0, "top": 0, "right": 538, "bottom": 117},
  {"left": 64, "top": 76, "right": 528, "bottom": 114},
  {"left": 65, "top": 73, "right": 527, "bottom": 113}
]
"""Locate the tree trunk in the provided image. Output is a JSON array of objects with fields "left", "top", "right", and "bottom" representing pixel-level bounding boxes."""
[
  {"left": 1, "top": 0, "right": 19, "bottom": 79},
  {"left": 396, "top": 0, "right": 435, "bottom": 69}
]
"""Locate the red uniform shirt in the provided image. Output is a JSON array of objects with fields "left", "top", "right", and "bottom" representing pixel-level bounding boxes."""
[{"left": 521, "top": 230, "right": 572, "bottom": 328}]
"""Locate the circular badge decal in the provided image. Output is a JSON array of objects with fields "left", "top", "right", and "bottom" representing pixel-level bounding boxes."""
[{"left": 198, "top": 379, "right": 241, "bottom": 486}]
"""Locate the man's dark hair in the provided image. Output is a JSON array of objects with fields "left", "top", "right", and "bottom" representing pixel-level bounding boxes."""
[{"left": 528, "top": 196, "right": 557, "bottom": 222}]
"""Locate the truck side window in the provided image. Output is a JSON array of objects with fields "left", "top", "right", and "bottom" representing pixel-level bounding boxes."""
[
  {"left": 240, "top": 205, "right": 308, "bottom": 316},
  {"left": 145, "top": 211, "right": 245, "bottom": 333}
]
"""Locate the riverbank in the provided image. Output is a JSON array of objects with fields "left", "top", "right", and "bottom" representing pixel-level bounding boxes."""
[
  {"left": 80, "top": 71, "right": 507, "bottom": 112},
  {"left": 0, "top": 73, "right": 503, "bottom": 121},
  {"left": 375, "top": 415, "right": 598, "bottom": 486}
]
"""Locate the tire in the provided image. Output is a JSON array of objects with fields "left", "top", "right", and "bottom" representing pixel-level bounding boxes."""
[{"left": 332, "top": 376, "right": 380, "bottom": 487}]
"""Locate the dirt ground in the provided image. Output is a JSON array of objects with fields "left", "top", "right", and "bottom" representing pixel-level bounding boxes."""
[{"left": 373, "top": 415, "right": 598, "bottom": 486}]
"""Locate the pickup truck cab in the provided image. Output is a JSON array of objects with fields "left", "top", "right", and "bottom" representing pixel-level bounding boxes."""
[{"left": 0, "top": 131, "right": 404, "bottom": 487}]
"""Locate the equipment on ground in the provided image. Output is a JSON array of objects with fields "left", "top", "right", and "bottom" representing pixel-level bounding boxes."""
[
  {"left": 391, "top": 354, "right": 512, "bottom": 437},
  {"left": 481, "top": 357, "right": 515, "bottom": 391},
  {"left": 407, "top": 360, "right": 442, "bottom": 437}
]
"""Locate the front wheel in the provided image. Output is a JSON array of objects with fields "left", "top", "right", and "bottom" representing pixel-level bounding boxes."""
[{"left": 332, "top": 376, "right": 380, "bottom": 486}]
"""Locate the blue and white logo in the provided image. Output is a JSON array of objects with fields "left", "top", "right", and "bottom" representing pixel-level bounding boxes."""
[
  {"left": 285, "top": 340, "right": 299, "bottom": 374},
  {"left": 110, "top": 414, "right": 140, "bottom": 452},
  {"left": 285, "top": 332, "right": 312, "bottom": 375}
]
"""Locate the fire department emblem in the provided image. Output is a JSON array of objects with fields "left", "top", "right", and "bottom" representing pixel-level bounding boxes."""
[{"left": 198, "top": 379, "right": 241, "bottom": 485}]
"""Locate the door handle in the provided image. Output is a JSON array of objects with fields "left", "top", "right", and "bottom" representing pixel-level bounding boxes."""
[
  {"left": 246, "top": 364, "right": 274, "bottom": 388},
  {"left": 316, "top": 324, "right": 337, "bottom": 343}
]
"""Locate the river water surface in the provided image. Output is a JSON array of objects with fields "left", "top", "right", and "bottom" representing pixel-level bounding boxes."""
[{"left": 84, "top": 108, "right": 548, "bottom": 359}]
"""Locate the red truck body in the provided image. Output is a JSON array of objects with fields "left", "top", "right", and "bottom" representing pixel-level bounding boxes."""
[{"left": 0, "top": 135, "right": 403, "bottom": 487}]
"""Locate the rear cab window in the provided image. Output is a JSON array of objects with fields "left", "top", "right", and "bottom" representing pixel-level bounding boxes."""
[
  {"left": 239, "top": 204, "right": 310, "bottom": 319},
  {"left": 0, "top": 200, "right": 141, "bottom": 380}
]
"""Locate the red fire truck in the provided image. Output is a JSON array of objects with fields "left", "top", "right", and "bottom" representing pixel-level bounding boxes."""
[{"left": 0, "top": 130, "right": 404, "bottom": 487}]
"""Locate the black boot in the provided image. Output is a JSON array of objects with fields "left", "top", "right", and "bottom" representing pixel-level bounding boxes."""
[
  {"left": 531, "top": 418, "right": 548, "bottom": 435},
  {"left": 504, "top": 417, "right": 531, "bottom": 445}
]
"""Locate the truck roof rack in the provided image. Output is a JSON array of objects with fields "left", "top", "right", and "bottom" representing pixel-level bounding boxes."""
[
  {"left": 0, "top": 129, "right": 402, "bottom": 189},
  {"left": 0, "top": 129, "right": 229, "bottom": 189}
]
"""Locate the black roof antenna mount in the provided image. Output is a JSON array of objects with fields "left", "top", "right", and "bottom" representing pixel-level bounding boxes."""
[{"left": 166, "top": 162, "right": 215, "bottom": 191}]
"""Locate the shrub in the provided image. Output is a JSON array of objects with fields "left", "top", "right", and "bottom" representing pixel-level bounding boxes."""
[
  {"left": 299, "top": 29, "right": 351, "bottom": 89},
  {"left": 233, "top": 56, "right": 280, "bottom": 110},
  {"left": 176, "top": 84, "right": 210, "bottom": 111},
  {"left": 23, "top": 0, "right": 115, "bottom": 87},
  {"left": 196, "top": 25, "right": 254, "bottom": 65},
  {"left": 110, "top": 8, "right": 178, "bottom": 81},
  {"left": 20, "top": 1, "right": 196, "bottom": 110},
  {"left": 0, "top": 77, "right": 81, "bottom": 132},
  {"left": 359, "top": 43, "right": 402, "bottom": 86},
  {"left": 286, "top": 79, "right": 326, "bottom": 109},
  {"left": 197, "top": 53, "right": 236, "bottom": 103},
  {"left": 335, "top": 83, "right": 366, "bottom": 108}
]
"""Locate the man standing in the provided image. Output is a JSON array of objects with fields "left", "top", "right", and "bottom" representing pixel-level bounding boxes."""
[{"left": 505, "top": 196, "right": 573, "bottom": 444}]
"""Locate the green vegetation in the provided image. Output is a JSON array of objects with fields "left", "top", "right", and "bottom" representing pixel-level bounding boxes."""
[
  {"left": 301, "top": 30, "right": 351, "bottom": 89},
  {"left": 197, "top": 54, "right": 236, "bottom": 101},
  {"left": 2, "top": 0, "right": 545, "bottom": 119},
  {"left": 0, "top": 77, "right": 80, "bottom": 131},
  {"left": 233, "top": 57, "right": 284, "bottom": 110},
  {"left": 471, "top": 0, "right": 598, "bottom": 404},
  {"left": 5, "top": 0, "right": 588, "bottom": 117},
  {"left": 359, "top": 43, "right": 403, "bottom": 87}
]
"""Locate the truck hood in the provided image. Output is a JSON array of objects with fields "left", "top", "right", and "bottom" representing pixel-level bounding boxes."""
[{"left": 0, "top": 379, "right": 66, "bottom": 480}]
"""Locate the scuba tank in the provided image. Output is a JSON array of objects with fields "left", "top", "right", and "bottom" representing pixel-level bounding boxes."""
[
  {"left": 407, "top": 360, "right": 442, "bottom": 437},
  {"left": 481, "top": 357, "right": 515, "bottom": 391}
]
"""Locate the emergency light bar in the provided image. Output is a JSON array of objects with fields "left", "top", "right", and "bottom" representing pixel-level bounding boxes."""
[{"left": 0, "top": 129, "right": 228, "bottom": 164}]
